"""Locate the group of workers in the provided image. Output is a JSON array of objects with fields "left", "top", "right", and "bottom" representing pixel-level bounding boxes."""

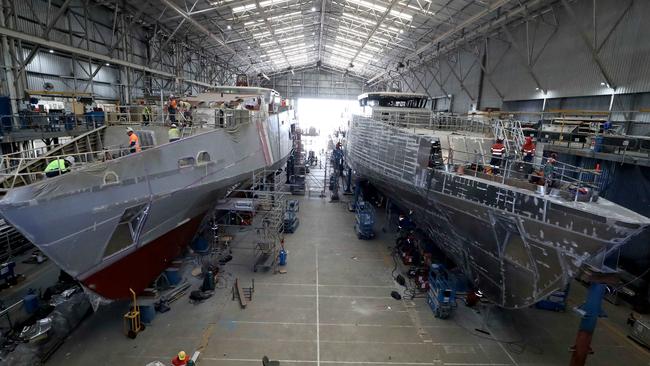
[
  {"left": 490, "top": 136, "right": 537, "bottom": 172},
  {"left": 140, "top": 95, "right": 192, "bottom": 126},
  {"left": 44, "top": 123, "right": 179, "bottom": 178},
  {"left": 488, "top": 135, "right": 558, "bottom": 186}
]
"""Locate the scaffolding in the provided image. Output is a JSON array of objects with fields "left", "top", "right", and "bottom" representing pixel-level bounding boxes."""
[{"left": 247, "top": 168, "right": 289, "bottom": 273}]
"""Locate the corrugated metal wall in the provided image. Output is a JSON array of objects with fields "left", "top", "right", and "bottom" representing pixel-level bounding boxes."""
[
  {"left": 262, "top": 69, "right": 364, "bottom": 100},
  {"left": 7, "top": 0, "right": 234, "bottom": 102},
  {"left": 401, "top": 0, "right": 650, "bottom": 118}
]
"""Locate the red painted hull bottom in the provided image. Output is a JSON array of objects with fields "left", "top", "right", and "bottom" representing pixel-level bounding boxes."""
[{"left": 81, "top": 214, "right": 205, "bottom": 299}]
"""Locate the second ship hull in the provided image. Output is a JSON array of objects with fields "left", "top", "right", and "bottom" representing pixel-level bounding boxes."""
[{"left": 347, "top": 118, "right": 649, "bottom": 308}]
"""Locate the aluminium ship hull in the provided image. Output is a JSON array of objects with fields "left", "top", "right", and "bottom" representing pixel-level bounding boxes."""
[
  {"left": 347, "top": 117, "right": 649, "bottom": 308},
  {"left": 0, "top": 111, "right": 292, "bottom": 299}
]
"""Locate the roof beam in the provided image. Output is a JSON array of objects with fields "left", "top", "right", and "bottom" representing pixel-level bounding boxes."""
[
  {"left": 159, "top": 0, "right": 254, "bottom": 72},
  {"left": 317, "top": 0, "right": 327, "bottom": 62},
  {"left": 413, "top": 0, "right": 514, "bottom": 58},
  {"left": 0, "top": 25, "right": 215, "bottom": 88},
  {"left": 253, "top": 0, "right": 291, "bottom": 67},
  {"left": 349, "top": 0, "right": 399, "bottom": 67},
  {"left": 368, "top": 0, "right": 549, "bottom": 85}
]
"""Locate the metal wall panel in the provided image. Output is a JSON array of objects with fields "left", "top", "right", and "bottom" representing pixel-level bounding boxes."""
[
  {"left": 25, "top": 51, "right": 72, "bottom": 76},
  {"left": 263, "top": 69, "right": 364, "bottom": 100},
  {"left": 406, "top": 0, "right": 650, "bottom": 114}
]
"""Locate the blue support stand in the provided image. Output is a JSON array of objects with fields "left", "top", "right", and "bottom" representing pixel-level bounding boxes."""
[
  {"left": 569, "top": 283, "right": 607, "bottom": 366},
  {"left": 348, "top": 180, "right": 361, "bottom": 211},
  {"left": 343, "top": 167, "right": 353, "bottom": 194}
]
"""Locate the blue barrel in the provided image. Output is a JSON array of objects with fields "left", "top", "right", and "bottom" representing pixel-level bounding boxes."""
[
  {"left": 23, "top": 294, "right": 39, "bottom": 314},
  {"left": 191, "top": 237, "right": 210, "bottom": 253},
  {"left": 164, "top": 268, "right": 181, "bottom": 285},
  {"left": 140, "top": 302, "right": 156, "bottom": 324},
  {"left": 278, "top": 249, "right": 287, "bottom": 266}
]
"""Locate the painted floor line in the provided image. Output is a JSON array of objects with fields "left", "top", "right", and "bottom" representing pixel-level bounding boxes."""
[
  {"left": 255, "top": 282, "right": 393, "bottom": 288},
  {"left": 228, "top": 320, "right": 457, "bottom": 328},
  {"left": 316, "top": 247, "right": 321, "bottom": 366},
  {"left": 200, "top": 358, "right": 440, "bottom": 365},
  {"left": 207, "top": 336, "right": 461, "bottom": 345},
  {"left": 251, "top": 294, "right": 395, "bottom": 299}
]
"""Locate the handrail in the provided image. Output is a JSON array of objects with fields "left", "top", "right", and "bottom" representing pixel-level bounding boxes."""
[
  {"left": 443, "top": 148, "right": 601, "bottom": 202},
  {"left": 0, "top": 115, "right": 263, "bottom": 191}
]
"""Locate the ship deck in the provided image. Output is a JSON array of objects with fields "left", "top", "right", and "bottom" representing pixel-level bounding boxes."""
[
  {"left": 383, "top": 124, "right": 650, "bottom": 225},
  {"left": 441, "top": 168, "right": 650, "bottom": 224},
  {"left": 36, "top": 165, "right": 650, "bottom": 366}
]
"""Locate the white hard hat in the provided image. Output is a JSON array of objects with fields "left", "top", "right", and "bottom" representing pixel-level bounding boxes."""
[
  {"left": 64, "top": 156, "right": 75, "bottom": 165},
  {"left": 171, "top": 124, "right": 177, "bottom": 128},
  {"left": 126, "top": 127, "right": 134, "bottom": 133}
]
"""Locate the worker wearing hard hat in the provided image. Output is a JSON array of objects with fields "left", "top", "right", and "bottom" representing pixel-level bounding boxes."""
[
  {"left": 127, "top": 127, "right": 141, "bottom": 154},
  {"left": 168, "top": 95, "right": 178, "bottom": 123},
  {"left": 168, "top": 123, "right": 181, "bottom": 142},
  {"left": 44, "top": 156, "right": 75, "bottom": 178},
  {"left": 171, "top": 350, "right": 188, "bottom": 366}
]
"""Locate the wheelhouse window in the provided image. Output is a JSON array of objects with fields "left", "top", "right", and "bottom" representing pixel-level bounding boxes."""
[{"left": 359, "top": 94, "right": 428, "bottom": 109}]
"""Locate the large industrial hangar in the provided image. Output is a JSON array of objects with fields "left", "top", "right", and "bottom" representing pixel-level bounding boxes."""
[{"left": 0, "top": 0, "right": 649, "bottom": 365}]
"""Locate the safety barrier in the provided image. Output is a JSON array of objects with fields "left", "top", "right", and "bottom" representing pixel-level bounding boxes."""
[{"left": 444, "top": 148, "right": 601, "bottom": 202}]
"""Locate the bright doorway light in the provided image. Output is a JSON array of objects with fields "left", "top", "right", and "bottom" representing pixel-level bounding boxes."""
[{"left": 296, "top": 98, "right": 358, "bottom": 152}]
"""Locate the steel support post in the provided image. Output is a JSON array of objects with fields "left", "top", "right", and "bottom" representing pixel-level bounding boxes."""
[
  {"left": 569, "top": 283, "right": 607, "bottom": 366},
  {"left": 0, "top": 0, "right": 18, "bottom": 123}
]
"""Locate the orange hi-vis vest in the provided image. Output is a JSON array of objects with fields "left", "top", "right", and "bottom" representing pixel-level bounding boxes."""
[
  {"left": 522, "top": 143, "right": 535, "bottom": 155},
  {"left": 129, "top": 133, "right": 141, "bottom": 152},
  {"left": 491, "top": 143, "right": 505, "bottom": 157}
]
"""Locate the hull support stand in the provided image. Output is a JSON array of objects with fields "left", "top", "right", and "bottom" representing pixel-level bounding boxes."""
[{"left": 569, "top": 266, "right": 618, "bottom": 366}]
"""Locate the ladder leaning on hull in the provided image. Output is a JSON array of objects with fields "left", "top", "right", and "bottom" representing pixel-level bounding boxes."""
[{"left": 0, "top": 125, "right": 107, "bottom": 191}]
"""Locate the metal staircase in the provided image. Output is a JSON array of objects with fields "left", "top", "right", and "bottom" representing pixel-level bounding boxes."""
[
  {"left": 492, "top": 119, "right": 526, "bottom": 159},
  {"left": 0, "top": 125, "right": 107, "bottom": 190}
]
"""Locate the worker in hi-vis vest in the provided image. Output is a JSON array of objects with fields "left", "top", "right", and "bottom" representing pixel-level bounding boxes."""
[
  {"left": 44, "top": 156, "right": 75, "bottom": 178},
  {"left": 127, "top": 127, "right": 141, "bottom": 153},
  {"left": 168, "top": 123, "right": 181, "bottom": 142},
  {"left": 489, "top": 138, "right": 505, "bottom": 175}
]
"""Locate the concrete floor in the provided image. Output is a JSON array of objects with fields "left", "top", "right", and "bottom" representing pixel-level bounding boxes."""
[{"left": 44, "top": 168, "right": 650, "bottom": 366}]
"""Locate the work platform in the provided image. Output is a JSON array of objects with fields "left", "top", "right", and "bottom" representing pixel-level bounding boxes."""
[{"left": 37, "top": 166, "right": 650, "bottom": 366}]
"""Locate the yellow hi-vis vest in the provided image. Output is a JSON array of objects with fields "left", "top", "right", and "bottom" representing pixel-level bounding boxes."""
[
  {"left": 44, "top": 159, "right": 67, "bottom": 173},
  {"left": 168, "top": 128, "right": 180, "bottom": 140}
]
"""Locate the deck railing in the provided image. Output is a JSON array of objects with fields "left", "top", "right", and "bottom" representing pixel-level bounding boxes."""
[{"left": 443, "top": 148, "right": 601, "bottom": 202}]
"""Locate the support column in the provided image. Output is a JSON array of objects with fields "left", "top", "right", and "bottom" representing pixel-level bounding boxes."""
[
  {"left": 569, "top": 283, "right": 607, "bottom": 366},
  {"left": 0, "top": 0, "right": 19, "bottom": 121}
]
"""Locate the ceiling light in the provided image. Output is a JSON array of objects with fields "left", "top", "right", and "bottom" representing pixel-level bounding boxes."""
[
  {"left": 248, "top": 46, "right": 251, "bottom": 49},
  {"left": 105, "top": 63, "right": 110, "bottom": 66},
  {"left": 600, "top": 82, "right": 606, "bottom": 86},
  {"left": 311, "top": 6, "right": 316, "bottom": 11},
  {"left": 227, "top": 25, "right": 232, "bottom": 30},
  {"left": 535, "top": 87, "right": 540, "bottom": 90},
  {"left": 49, "top": 49, "right": 54, "bottom": 53}
]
